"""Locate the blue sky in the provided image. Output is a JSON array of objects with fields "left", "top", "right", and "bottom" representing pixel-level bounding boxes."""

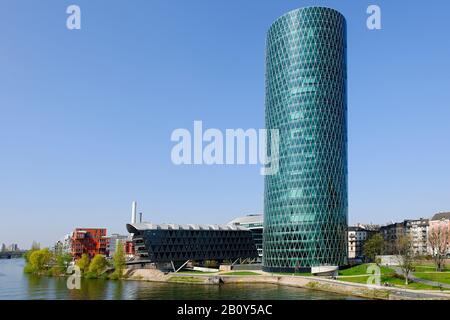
[{"left": 1, "top": 0, "right": 449, "bottom": 248}]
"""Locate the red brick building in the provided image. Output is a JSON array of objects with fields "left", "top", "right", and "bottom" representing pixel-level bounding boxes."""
[{"left": 71, "top": 228, "right": 109, "bottom": 260}]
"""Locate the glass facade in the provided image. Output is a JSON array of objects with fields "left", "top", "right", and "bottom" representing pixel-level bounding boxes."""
[
  {"left": 127, "top": 224, "right": 258, "bottom": 264},
  {"left": 263, "top": 7, "right": 348, "bottom": 272}
]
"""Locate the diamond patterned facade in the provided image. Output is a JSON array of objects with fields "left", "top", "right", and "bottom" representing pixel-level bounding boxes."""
[
  {"left": 127, "top": 223, "right": 258, "bottom": 264},
  {"left": 263, "top": 7, "right": 348, "bottom": 272}
]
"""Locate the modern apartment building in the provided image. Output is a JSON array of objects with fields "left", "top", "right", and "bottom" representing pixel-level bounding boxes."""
[
  {"left": 405, "top": 219, "right": 429, "bottom": 256},
  {"left": 263, "top": 7, "right": 348, "bottom": 272},
  {"left": 71, "top": 228, "right": 109, "bottom": 259}
]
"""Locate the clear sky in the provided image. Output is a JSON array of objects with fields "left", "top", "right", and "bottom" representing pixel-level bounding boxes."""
[{"left": 1, "top": 0, "right": 449, "bottom": 249}]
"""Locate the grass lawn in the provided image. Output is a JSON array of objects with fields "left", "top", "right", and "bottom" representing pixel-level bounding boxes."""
[
  {"left": 414, "top": 265, "right": 450, "bottom": 272},
  {"left": 221, "top": 271, "right": 261, "bottom": 276},
  {"left": 336, "top": 264, "right": 450, "bottom": 290},
  {"left": 178, "top": 270, "right": 217, "bottom": 274},
  {"left": 338, "top": 264, "right": 394, "bottom": 276},
  {"left": 414, "top": 272, "right": 450, "bottom": 285},
  {"left": 271, "top": 272, "right": 312, "bottom": 276},
  {"left": 337, "top": 274, "right": 446, "bottom": 290}
]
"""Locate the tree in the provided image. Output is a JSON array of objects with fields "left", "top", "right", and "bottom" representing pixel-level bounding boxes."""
[
  {"left": 29, "top": 248, "right": 52, "bottom": 273},
  {"left": 428, "top": 224, "right": 450, "bottom": 272},
  {"left": 88, "top": 254, "right": 107, "bottom": 277},
  {"left": 395, "top": 235, "right": 415, "bottom": 285},
  {"left": 363, "top": 233, "right": 385, "bottom": 263},
  {"left": 76, "top": 254, "right": 90, "bottom": 274},
  {"left": 56, "top": 253, "right": 72, "bottom": 270},
  {"left": 112, "top": 242, "right": 126, "bottom": 279}
]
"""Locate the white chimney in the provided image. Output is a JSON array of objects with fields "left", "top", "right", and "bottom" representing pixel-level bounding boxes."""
[{"left": 131, "top": 201, "right": 137, "bottom": 224}]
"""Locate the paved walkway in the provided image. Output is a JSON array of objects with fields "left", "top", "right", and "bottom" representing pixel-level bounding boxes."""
[{"left": 393, "top": 267, "right": 450, "bottom": 289}]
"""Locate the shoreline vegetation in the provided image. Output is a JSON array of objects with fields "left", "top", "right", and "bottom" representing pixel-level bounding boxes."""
[
  {"left": 23, "top": 243, "right": 126, "bottom": 281},
  {"left": 22, "top": 244, "right": 450, "bottom": 300}
]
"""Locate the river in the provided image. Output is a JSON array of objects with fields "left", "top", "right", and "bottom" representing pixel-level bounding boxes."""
[{"left": 0, "top": 258, "right": 360, "bottom": 300}]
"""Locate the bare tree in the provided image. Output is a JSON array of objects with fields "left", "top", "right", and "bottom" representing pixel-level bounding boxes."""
[
  {"left": 428, "top": 224, "right": 450, "bottom": 272},
  {"left": 395, "top": 235, "right": 415, "bottom": 285}
]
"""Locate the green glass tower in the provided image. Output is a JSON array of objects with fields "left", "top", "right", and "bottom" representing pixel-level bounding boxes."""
[{"left": 263, "top": 7, "right": 348, "bottom": 272}]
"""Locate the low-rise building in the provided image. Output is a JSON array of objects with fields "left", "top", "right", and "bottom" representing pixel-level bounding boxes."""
[
  {"left": 127, "top": 222, "right": 258, "bottom": 270},
  {"left": 228, "top": 214, "right": 263, "bottom": 260}
]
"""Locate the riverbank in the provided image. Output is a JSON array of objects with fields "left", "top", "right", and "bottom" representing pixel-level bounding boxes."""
[
  {"left": 0, "top": 259, "right": 355, "bottom": 300},
  {"left": 125, "top": 268, "right": 450, "bottom": 300}
]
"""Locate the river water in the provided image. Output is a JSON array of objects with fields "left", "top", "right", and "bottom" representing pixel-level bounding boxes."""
[{"left": 0, "top": 259, "right": 360, "bottom": 300}]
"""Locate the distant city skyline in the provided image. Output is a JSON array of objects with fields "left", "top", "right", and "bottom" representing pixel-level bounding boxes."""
[{"left": 1, "top": 0, "right": 450, "bottom": 249}]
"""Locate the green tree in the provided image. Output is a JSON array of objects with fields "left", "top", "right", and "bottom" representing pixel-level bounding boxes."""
[
  {"left": 76, "top": 254, "right": 90, "bottom": 274},
  {"left": 57, "top": 253, "right": 72, "bottom": 269},
  {"left": 363, "top": 233, "right": 385, "bottom": 263},
  {"left": 51, "top": 252, "right": 73, "bottom": 275},
  {"left": 111, "top": 242, "right": 126, "bottom": 279},
  {"left": 29, "top": 248, "right": 52, "bottom": 273},
  {"left": 88, "top": 254, "right": 107, "bottom": 277}
]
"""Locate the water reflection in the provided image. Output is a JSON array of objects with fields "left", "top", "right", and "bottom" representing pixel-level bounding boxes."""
[{"left": 0, "top": 259, "right": 360, "bottom": 300}]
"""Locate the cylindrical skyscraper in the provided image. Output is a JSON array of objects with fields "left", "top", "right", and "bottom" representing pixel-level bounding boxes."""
[{"left": 263, "top": 7, "right": 348, "bottom": 272}]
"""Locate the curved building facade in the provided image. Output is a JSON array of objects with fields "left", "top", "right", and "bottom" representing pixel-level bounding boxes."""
[{"left": 263, "top": 7, "right": 348, "bottom": 272}]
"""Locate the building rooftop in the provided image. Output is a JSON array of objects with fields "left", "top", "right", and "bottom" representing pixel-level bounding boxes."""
[
  {"left": 228, "top": 214, "right": 263, "bottom": 226},
  {"left": 126, "top": 223, "right": 248, "bottom": 233},
  {"left": 348, "top": 226, "right": 366, "bottom": 232},
  {"left": 431, "top": 212, "right": 450, "bottom": 221}
]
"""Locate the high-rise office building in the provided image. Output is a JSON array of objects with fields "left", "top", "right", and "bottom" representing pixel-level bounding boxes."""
[{"left": 263, "top": 7, "right": 348, "bottom": 272}]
